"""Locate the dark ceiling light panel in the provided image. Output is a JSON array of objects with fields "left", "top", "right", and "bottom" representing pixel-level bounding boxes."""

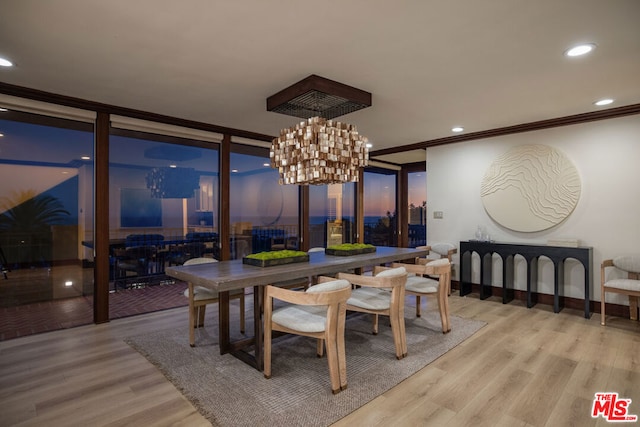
[{"left": 267, "top": 75, "right": 372, "bottom": 119}]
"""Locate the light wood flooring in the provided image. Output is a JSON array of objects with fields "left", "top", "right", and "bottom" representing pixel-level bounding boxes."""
[{"left": 1, "top": 292, "right": 639, "bottom": 427}]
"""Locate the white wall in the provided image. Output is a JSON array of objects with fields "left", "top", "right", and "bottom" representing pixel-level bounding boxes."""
[{"left": 426, "top": 114, "right": 640, "bottom": 304}]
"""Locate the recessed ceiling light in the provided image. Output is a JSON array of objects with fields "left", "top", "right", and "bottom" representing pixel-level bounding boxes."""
[
  {"left": 65, "top": 281, "right": 73, "bottom": 287},
  {"left": 263, "top": 163, "right": 269, "bottom": 167},
  {"left": 0, "top": 57, "right": 13, "bottom": 67},
  {"left": 365, "top": 143, "right": 373, "bottom": 149},
  {"left": 0, "top": 133, "right": 4, "bottom": 137},
  {"left": 231, "top": 169, "right": 239, "bottom": 173},
  {"left": 451, "top": 127, "right": 464, "bottom": 133},
  {"left": 594, "top": 98, "right": 614, "bottom": 106},
  {"left": 564, "top": 43, "right": 596, "bottom": 57},
  {"left": 169, "top": 164, "right": 177, "bottom": 168},
  {"left": 0, "top": 107, "right": 7, "bottom": 112}
]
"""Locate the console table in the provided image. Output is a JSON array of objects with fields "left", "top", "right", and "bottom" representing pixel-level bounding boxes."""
[{"left": 459, "top": 241, "right": 593, "bottom": 318}]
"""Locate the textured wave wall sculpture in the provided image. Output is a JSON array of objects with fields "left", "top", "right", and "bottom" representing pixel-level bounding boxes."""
[{"left": 481, "top": 144, "right": 581, "bottom": 232}]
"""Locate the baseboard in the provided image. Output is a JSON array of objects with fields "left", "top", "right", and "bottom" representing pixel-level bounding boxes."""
[{"left": 451, "top": 280, "right": 631, "bottom": 317}]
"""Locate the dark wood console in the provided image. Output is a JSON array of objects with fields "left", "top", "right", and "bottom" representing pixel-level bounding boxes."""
[{"left": 459, "top": 240, "right": 593, "bottom": 318}]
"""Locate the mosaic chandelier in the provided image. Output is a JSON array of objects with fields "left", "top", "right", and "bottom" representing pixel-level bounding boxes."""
[{"left": 267, "top": 75, "right": 371, "bottom": 185}]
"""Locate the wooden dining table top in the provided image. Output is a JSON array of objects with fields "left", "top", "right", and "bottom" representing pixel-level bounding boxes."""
[{"left": 165, "top": 246, "right": 429, "bottom": 292}]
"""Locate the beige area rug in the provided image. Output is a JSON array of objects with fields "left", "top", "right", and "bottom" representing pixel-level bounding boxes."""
[{"left": 126, "top": 308, "right": 485, "bottom": 427}]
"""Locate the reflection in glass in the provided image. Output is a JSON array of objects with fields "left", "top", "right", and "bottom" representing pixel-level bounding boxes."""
[
  {"left": 108, "top": 132, "right": 219, "bottom": 317},
  {"left": 0, "top": 114, "right": 94, "bottom": 336},
  {"left": 309, "top": 184, "right": 355, "bottom": 248},
  {"left": 230, "top": 150, "right": 299, "bottom": 259}
]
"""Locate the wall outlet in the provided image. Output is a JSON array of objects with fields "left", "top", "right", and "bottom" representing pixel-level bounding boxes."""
[{"left": 433, "top": 211, "right": 443, "bottom": 219}]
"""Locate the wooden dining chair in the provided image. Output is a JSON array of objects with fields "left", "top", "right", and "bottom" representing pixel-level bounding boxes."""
[
  {"left": 416, "top": 243, "right": 457, "bottom": 295},
  {"left": 338, "top": 266, "right": 408, "bottom": 360},
  {"left": 391, "top": 258, "right": 452, "bottom": 333},
  {"left": 263, "top": 277, "right": 352, "bottom": 394},
  {"left": 183, "top": 257, "right": 245, "bottom": 347},
  {"left": 601, "top": 256, "right": 640, "bottom": 326}
]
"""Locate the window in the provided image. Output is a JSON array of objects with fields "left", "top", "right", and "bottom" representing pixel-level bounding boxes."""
[
  {"left": 407, "top": 171, "right": 427, "bottom": 247},
  {"left": 0, "top": 109, "right": 94, "bottom": 334},
  {"left": 108, "top": 122, "right": 220, "bottom": 317},
  {"left": 230, "top": 146, "right": 299, "bottom": 259},
  {"left": 308, "top": 184, "right": 356, "bottom": 248},
  {"left": 363, "top": 169, "right": 397, "bottom": 246}
]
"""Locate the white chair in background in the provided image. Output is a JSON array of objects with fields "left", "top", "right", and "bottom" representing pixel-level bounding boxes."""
[
  {"left": 392, "top": 258, "right": 452, "bottom": 333},
  {"left": 601, "top": 256, "right": 640, "bottom": 326},
  {"left": 416, "top": 243, "right": 457, "bottom": 294}
]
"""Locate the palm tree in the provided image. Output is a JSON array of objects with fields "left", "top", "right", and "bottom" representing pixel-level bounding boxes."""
[{"left": 0, "top": 190, "right": 70, "bottom": 268}]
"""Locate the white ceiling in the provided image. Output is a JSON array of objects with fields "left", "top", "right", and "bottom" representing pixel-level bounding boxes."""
[{"left": 1, "top": 0, "right": 639, "bottom": 162}]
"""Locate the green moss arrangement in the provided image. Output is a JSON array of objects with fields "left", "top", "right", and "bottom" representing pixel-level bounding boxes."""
[
  {"left": 326, "top": 243, "right": 375, "bottom": 251},
  {"left": 245, "top": 250, "right": 308, "bottom": 260},
  {"left": 325, "top": 243, "right": 376, "bottom": 256}
]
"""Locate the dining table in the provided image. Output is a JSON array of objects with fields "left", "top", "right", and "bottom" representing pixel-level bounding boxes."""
[{"left": 165, "top": 246, "right": 429, "bottom": 370}]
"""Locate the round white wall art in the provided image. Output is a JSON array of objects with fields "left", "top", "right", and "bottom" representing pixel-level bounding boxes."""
[{"left": 480, "top": 144, "right": 581, "bottom": 232}]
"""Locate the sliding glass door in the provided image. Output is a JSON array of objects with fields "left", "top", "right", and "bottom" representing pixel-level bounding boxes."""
[
  {"left": 108, "top": 123, "right": 220, "bottom": 318},
  {"left": 363, "top": 168, "right": 397, "bottom": 247},
  {"left": 0, "top": 109, "right": 95, "bottom": 338}
]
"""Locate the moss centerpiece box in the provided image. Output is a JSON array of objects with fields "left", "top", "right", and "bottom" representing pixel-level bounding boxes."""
[
  {"left": 325, "top": 243, "right": 376, "bottom": 256},
  {"left": 243, "top": 250, "right": 309, "bottom": 267}
]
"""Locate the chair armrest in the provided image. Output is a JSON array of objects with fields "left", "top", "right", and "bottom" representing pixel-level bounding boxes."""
[
  {"left": 337, "top": 272, "right": 385, "bottom": 288},
  {"left": 414, "top": 245, "right": 431, "bottom": 264},
  {"left": 601, "top": 259, "right": 614, "bottom": 286},
  {"left": 393, "top": 260, "right": 450, "bottom": 275},
  {"left": 390, "top": 262, "right": 426, "bottom": 275},
  {"left": 337, "top": 271, "right": 407, "bottom": 289},
  {"left": 265, "top": 285, "right": 309, "bottom": 305},
  {"left": 265, "top": 283, "right": 351, "bottom": 306}
]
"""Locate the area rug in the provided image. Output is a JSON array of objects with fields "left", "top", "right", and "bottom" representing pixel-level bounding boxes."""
[{"left": 126, "top": 310, "right": 485, "bottom": 427}]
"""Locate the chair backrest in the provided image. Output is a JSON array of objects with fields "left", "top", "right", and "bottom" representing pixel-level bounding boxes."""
[
  {"left": 338, "top": 267, "right": 407, "bottom": 290},
  {"left": 613, "top": 256, "right": 640, "bottom": 274},
  {"left": 372, "top": 266, "right": 408, "bottom": 288},
  {"left": 266, "top": 277, "right": 351, "bottom": 306},
  {"left": 307, "top": 279, "right": 350, "bottom": 293},
  {"left": 430, "top": 243, "right": 456, "bottom": 258},
  {"left": 183, "top": 257, "right": 218, "bottom": 266}
]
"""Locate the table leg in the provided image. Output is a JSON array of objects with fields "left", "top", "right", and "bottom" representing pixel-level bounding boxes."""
[
  {"left": 219, "top": 291, "right": 231, "bottom": 354},
  {"left": 254, "top": 285, "right": 264, "bottom": 370}
]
